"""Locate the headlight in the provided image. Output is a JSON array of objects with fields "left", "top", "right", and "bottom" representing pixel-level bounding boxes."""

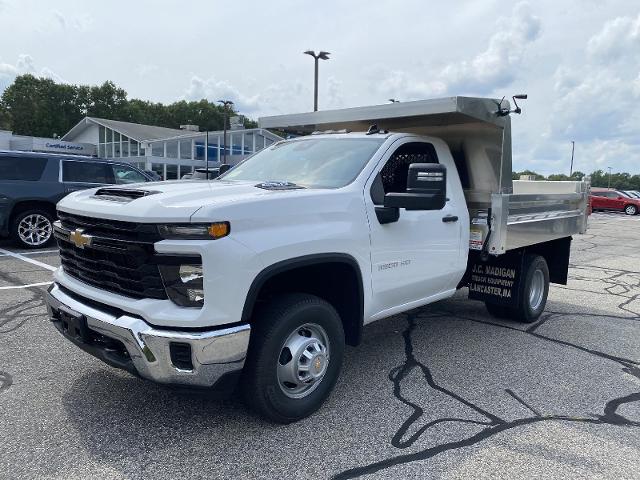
[
  {"left": 158, "top": 222, "right": 230, "bottom": 240},
  {"left": 159, "top": 263, "right": 204, "bottom": 307}
]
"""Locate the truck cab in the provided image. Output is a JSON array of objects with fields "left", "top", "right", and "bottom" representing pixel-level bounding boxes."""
[{"left": 45, "top": 97, "right": 589, "bottom": 422}]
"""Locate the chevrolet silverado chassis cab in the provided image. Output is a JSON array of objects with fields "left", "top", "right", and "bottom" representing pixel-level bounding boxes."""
[{"left": 46, "top": 97, "right": 589, "bottom": 422}]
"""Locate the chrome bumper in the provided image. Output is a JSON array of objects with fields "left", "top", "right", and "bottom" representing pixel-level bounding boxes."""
[{"left": 45, "top": 283, "right": 251, "bottom": 388}]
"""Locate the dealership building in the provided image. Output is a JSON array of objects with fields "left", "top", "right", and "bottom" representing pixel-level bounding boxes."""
[
  {"left": 59, "top": 117, "right": 281, "bottom": 180},
  {"left": 1, "top": 116, "right": 281, "bottom": 180}
]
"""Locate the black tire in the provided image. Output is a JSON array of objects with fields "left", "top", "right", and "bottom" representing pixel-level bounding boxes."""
[
  {"left": 11, "top": 209, "right": 55, "bottom": 249},
  {"left": 484, "top": 254, "right": 549, "bottom": 323},
  {"left": 624, "top": 204, "right": 637, "bottom": 216},
  {"left": 510, "top": 254, "right": 550, "bottom": 323},
  {"left": 242, "top": 293, "right": 345, "bottom": 423}
]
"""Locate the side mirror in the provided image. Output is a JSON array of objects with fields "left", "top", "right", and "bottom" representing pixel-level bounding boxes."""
[{"left": 383, "top": 163, "right": 446, "bottom": 211}]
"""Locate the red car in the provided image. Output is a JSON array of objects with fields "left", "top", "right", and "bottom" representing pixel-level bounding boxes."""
[{"left": 590, "top": 189, "right": 640, "bottom": 215}]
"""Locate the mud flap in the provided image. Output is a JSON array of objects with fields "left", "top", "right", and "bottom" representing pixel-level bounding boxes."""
[{"left": 465, "top": 250, "right": 525, "bottom": 307}]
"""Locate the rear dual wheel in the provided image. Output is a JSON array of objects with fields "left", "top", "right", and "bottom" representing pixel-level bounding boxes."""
[{"left": 485, "top": 254, "right": 549, "bottom": 323}]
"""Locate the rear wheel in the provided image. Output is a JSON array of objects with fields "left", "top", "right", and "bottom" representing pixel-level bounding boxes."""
[
  {"left": 624, "top": 205, "right": 637, "bottom": 215},
  {"left": 485, "top": 254, "right": 549, "bottom": 324},
  {"left": 11, "top": 209, "right": 54, "bottom": 249},
  {"left": 242, "top": 293, "right": 345, "bottom": 423}
]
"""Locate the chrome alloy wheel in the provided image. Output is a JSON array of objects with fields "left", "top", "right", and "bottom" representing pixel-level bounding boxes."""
[
  {"left": 529, "top": 268, "right": 545, "bottom": 311},
  {"left": 18, "top": 214, "right": 52, "bottom": 246},
  {"left": 277, "top": 323, "right": 330, "bottom": 399},
  {"left": 625, "top": 205, "right": 637, "bottom": 215}
]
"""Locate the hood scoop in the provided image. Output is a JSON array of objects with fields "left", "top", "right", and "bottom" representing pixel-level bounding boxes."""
[
  {"left": 93, "top": 188, "right": 159, "bottom": 202},
  {"left": 255, "top": 181, "right": 304, "bottom": 191}
]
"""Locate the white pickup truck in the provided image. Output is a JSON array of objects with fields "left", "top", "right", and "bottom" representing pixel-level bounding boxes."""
[{"left": 46, "top": 97, "right": 589, "bottom": 422}]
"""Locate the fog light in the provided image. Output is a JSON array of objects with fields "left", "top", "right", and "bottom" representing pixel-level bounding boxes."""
[{"left": 159, "top": 263, "right": 204, "bottom": 307}]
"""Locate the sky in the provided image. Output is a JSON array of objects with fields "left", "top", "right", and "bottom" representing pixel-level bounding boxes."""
[{"left": 0, "top": 0, "right": 638, "bottom": 175}]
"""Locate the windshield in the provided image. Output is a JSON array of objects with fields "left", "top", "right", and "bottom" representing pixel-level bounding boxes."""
[{"left": 220, "top": 137, "right": 384, "bottom": 188}]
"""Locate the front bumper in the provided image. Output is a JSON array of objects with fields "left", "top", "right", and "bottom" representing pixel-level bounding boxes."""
[{"left": 45, "top": 283, "right": 251, "bottom": 388}]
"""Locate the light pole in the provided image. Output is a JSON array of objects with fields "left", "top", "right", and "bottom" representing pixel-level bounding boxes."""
[
  {"left": 570, "top": 140, "right": 575, "bottom": 176},
  {"left": 205, "top": 130, "right": 209, "bottom": 174},
  {"left": 607, "top": 166, "right": 613, "bottom": 189},
  {"left": 303, "top": 50, "right": 330, "bottom": 111},
  {"left": 218, "top": 100, "right": 234, "bottom": 164}
]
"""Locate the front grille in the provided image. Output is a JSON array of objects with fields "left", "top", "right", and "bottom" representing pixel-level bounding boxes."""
[
  {"left": 57, "top": 211, "right": 161, "bottom": 242},
  {"left": 56, "top": 212, "right": 167, "bottom": 300}
]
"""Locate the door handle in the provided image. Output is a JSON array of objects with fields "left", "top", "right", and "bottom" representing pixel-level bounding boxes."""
[{"left": 442, "top": 215, "right": 458, "bottom": 223}]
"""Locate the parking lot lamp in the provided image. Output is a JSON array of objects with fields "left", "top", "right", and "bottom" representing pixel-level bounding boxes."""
[
  {"left": 304, "top": 50, "right": 330, "bottom": 111},
  {"left": 607, "top": 167, "right": 613, "bottom": 189},
  {"left": 570, "top": 141, "right": 575, "bottom": 176},
  {"left": 218, "top": 100, "right": 234, "bottom": 164}
]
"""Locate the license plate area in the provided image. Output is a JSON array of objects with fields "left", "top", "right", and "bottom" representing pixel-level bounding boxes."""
[{"left": 58, "top": 305, "right": 89, "bottom": 342}]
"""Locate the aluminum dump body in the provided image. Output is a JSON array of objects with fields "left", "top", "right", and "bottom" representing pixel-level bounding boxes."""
[{"left": 259, "top": 97, "right": 588, "bottom": 255}]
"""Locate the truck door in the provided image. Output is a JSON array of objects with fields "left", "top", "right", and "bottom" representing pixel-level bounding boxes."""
[{"left": 364, "top": 139, "right": 467, "bottom": 318}]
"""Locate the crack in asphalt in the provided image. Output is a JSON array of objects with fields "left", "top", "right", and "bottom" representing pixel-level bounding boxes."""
[
  {"left": 334, "top": 217, "right": 640, "bottom": 479},
  {"left": 334, "top": 310, "right": 640, "bottom": 480},
  {"left": 0, "top": 371, "right": 12, "bottom": 394}
]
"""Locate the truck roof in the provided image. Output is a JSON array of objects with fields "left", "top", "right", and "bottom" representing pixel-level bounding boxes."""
[
  {"left": 259, "top": 96, "right": 509, "bottom": 133},
  {"left": 260, "top": 96, "right": 514, "bottom": 195}
]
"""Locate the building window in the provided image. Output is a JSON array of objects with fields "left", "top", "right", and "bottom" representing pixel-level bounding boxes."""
[
  {"left": 151, "top": 163, "right": 164, "bottom": 179},
  {"left": 165, "top": 141, "right": 178, "bottom": 159},
  {"left": 180, "top": 140, "right": 192, "bottom": 159},
  {"left": 152, "top": 142, "right": 164, "bottom": 157},
  {"left": 166, "top": 164, "right": 177, "bottom": 180}
]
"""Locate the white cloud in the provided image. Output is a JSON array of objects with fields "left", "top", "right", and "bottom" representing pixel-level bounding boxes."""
[
  {"left": 440, "top": 1, "right": 541, "bottom": 93},
  {"left": 587, "top": 14, "right": 640, "bottom": 62},
  {"left": 537, "top": 12, "right": 640, "bottom": 174},
  {"left": 52, "top": 10, "right": 93, "bottom": 32},
  {"left": 184, "top": 75, "right": 262, "bottom": 114},
  {"left": 369, "top": 2, "right": 541, "bottom": 103},
  {"left": 0, "top": 54, "right": 63, "bottom": 93}
]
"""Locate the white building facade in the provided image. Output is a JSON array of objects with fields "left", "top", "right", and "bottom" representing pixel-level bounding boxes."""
[{"left": 62, "top": 117, "right": 281, "bottom": 180}]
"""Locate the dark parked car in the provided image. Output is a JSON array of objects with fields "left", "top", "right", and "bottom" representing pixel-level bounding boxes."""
[{"left": 0, "top": 151, "right": 154, "bottom": 248}]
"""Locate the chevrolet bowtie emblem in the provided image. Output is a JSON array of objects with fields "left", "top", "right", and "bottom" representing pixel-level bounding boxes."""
[{"left": 69, "top": 228, "right": 93, "bottom": 249}]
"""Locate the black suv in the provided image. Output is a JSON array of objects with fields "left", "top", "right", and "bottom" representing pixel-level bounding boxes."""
[{"left": 0, "top": 151, "right": 154, "bottom": 248}]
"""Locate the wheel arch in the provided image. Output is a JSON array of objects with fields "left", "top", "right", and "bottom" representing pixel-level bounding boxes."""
[
  {"left": 241, "top": 253, "right": 365, "bottom": 346},
  {"left": 10, "top": 200, "right": 57, "bottom": 223}
]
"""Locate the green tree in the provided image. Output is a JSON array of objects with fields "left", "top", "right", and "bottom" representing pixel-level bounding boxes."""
[{"left": 0, "top": 74, "right": 250, "bottom": 138}]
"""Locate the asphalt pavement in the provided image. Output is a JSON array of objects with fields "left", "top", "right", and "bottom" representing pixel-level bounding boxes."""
[{"left": 1, "top": 212, "right": 639, "bottom": 479}]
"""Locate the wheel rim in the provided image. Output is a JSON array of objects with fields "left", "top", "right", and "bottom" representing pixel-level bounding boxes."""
[
  {"left": 17, "top": 214, "right": 52, "bottom": 246},
  {"left": 626, "top": 206, "right": 635, "bottom": 215},
  {"left": 277, "top": 323, "right": 330, "bottom": 399},
  {"left": 529, "top": 269, "right": 545, "bottom": 311}
]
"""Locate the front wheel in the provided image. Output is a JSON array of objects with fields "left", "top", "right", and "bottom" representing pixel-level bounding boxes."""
[
  {"left": 11, "top": 209, "right": 55, "bottom": 249},
  {"left": 624, "top": 205, "right": 638, "bottom": 215},
  {"left": 242, "top": 293, "right": 345, "bottom": 423}
]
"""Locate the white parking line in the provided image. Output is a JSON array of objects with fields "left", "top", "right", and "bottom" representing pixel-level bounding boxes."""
[
  {"left": 0, "top": 247, "right": 57, "bottom": 272},
  {"left": 0, "top": 249, "right": 59, "bottom": 257},
  {"left": 0, "top": 281, "right": 52, "bottom": 290}
]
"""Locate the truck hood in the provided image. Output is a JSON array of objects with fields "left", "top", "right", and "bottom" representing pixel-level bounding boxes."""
[{"left": 56, "top": 180, "right": 320, "bottom": 222}]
